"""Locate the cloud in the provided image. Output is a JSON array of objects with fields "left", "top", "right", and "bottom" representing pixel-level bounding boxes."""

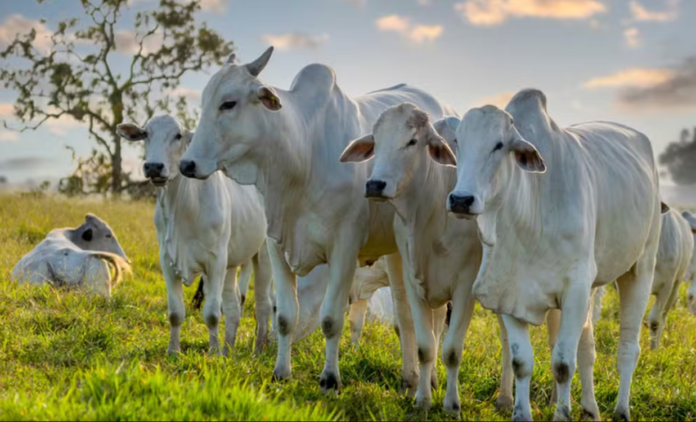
[
  {"left": 478, "top": 92, "right": 515, "bottom": 108},
  {"left": 345, "top": 0, "right": 367, "bottom": 7},
  {"left": 630, "top": 0, "right": 679, "bottom": 22},
  {"left": 618, "top": 57, "right": 696, "bottom": 110},
  {"left": 43, "top": 109, "right": 86, "bottom": 136},
  {"left": 0, "top": 156, "right": 53, "bottom": 171},
  {"left": 170, "top": 86, "right": 202, "bottom": 100},
  {"left": 0, "top": 132, "right": 19, "bottom": 142},
  {"left": 260, "top": 32, "right": 330, "bottom": 51},
  {"left": 0, "top": 15, "right": 53, "bottom": 54},
  {"left": 376, "top": 15, "right": 445, "bottom": 44},
  {"left": 114, "top": 30, "right": 164, "bottom": 55},
  {"left": 0, "top": 103, "right": 15, "bottom": 117},
  {"left": 584, "top": 68, "right": 674, "bottom": 88},
  {"left": 454, "top": 0, "right": 606, "bottom": 26},
  {"left": 624, "top": 27, "right": 640, "bottom": 49}
]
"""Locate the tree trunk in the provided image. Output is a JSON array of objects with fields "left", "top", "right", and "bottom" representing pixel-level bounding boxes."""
[{"left": 111, "top": 136, "right": 122, "bottom": 196}]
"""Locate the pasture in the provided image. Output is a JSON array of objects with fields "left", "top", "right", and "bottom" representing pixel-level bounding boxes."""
[{"left": 1, "top": 194, "right": 695, "bottom": 421}]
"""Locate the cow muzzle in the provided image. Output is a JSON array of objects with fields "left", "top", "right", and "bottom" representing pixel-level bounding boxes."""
[
  {"left": 144, "top": 162, "right": 168, "bottom": 186},
  {"left": 365, "top": 180, "right": 389, "bottom": 201},
  {"left": 448, "top": 193, "right": 478, "bottom": 218}
]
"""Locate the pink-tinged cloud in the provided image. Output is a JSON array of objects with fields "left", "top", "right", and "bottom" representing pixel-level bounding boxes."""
[
  {"left": 630, "top": 0, "right": 679, "bottom": 22},
  {"left": 455, "top": 0, "right": 606, "bottom": 26},
  {"left": 477, "top": 92, "right": 515, "bottom": 108},
  {"left": 0, "top": 15, "right": 53, "bottom": 53},
  {"left": 376, "top": 15, "right": 444, "bottom": 44},
  {"left": 260, "top": 32, "right": 330, "bottom": 51},
  {"left": 584, "top": 68, "right": 674, "bottom": 89}
]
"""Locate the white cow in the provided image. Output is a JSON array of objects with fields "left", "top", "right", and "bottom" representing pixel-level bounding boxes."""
[
  {"left": 443, "top": 89, "right": 662, "bottom": 421},
  {"left": 682, "top": 212, "right": 696, "bottom": 315},
  {"left": 117, "top": 115, "right": 273, "bottom": 356},
  {"left": 341, "top": 103, "right": 493, "bottom": 413},
  {"left": 179, "top": 46, "right": 456, "bottom": 393},
  {"left": 646, "top": 208, "right": 695, "bottom": 349},
  {"left": 348, "top": 258, "right": 394, "bottom": 347},
  {"left": 12, "top": 214, "right": 130, "bottom": 297}
]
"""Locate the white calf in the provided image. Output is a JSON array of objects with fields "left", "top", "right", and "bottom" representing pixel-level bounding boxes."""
[
  {"left": 680, "top": 212, "right": 696, "bottom": 315},
  {"left": 117, "top": 116, "right": 272, "bottom": 356}
]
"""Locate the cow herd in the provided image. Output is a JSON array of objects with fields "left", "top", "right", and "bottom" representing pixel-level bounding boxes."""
[{"left": 11, "top": 46, "right": 696, "bottom": 422}]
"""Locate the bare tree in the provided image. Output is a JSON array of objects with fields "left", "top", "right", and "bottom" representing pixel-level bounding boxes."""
[
  {"left": 0, "top": 0, "right": 232, "bottom": 195},
  {"left": 660, "top": 127, "right": 696, "bottom": 185}
]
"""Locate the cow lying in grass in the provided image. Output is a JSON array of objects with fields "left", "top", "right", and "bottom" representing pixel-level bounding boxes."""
[{"left": 12, "top": 213, "right": 130, "bottom": 297}]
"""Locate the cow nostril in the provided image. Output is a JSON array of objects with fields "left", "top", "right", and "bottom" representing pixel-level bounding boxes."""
[
  {"left": 144, "top": 162, "right": 165, "bottom": 176},
  {"left": 365, "top": 180, "right": 387, "bottom": 197},
  {"left": 179, "top": 160, "right": 196, "bottom": 175},
  {"left": 463, "top": 195, "right": 475, "bottom": 207}
]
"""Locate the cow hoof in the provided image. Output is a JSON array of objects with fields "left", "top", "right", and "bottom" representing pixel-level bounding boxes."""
[
  {"left": 272, "top": 367, "right": 291, "bottom": 383},
  {"left": 582, "top": 408, "right": 600, "bottom": 421},
  {"left": 414, "top": 392, "right": 432, "bottom": 410},
  {"left": 512, "top": 407, "right": 533, "bottom": 422},
  {"left": 553, "top": 405, "right": 571, "bottom": 421},
  {"left": 166, "top": 348, "right": 181, "bottom": 356},
  {"left": 400, "top": 377, "right": 418, "bottom": 398},
  {"left": 319, "top": 372, "right": 341, "bottom": 394},
  {"left": 496, "top": 395, "right": 514, "bottom": 412},
  {"left": 443, "top": 400, "right": 461, "bottom": 416},
  {"left": 611, "top": 409, "right": 630, "bottom": 422}
]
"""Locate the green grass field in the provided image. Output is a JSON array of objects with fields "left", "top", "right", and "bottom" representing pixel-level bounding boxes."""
[{"left": 1, "top": 195, "right": 695, "bottom": 421}]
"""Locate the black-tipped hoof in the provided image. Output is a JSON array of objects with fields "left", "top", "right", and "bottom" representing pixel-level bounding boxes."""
[
  {"left": 612, "top": 410, "right": 630, "bottom": 422},
  {"left": 445, "top": 402, "right": 460, "bottom": 414},
  {"left": 272, "top": 371, "right": 289, "bottom": 383},
  {"left": 319, "top": 373, "right": 340, "bottom": 392},
  {"left": 582, "top": 409, "right": 599, "bottom": 421},
  {"left": 495, "top": 396, "right": 514, "bottom": 413}
]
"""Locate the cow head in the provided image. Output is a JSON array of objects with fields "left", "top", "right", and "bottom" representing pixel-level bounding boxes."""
[
  {"left": 117, "top": 115, "right": 193, "bottom": 187},
  {"left": 441, "top": 105, "right": 546, "bottom": 219},
  {"left": 72, "top": 214, "right": 129, "bottom": 262},
  {"left": 179, "top": 47, "right": 282, "bottom": 180},
  {"left": 339, "top": 103, "right": 456, "bottom": 200},
  {"left": 684, "top": 211, "right": 696, "bottom": 316}
]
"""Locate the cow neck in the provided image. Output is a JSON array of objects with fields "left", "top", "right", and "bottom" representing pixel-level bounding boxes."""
[
  {"left": 157, "top": 174, "right": 202, "bottom": 240},
  {"left": 392, "top": 154, "right": 455, "bottom": 271}
]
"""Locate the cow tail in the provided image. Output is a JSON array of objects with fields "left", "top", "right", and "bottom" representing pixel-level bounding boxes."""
[{"left": 191, "top": 276, "right": 205, "bottom": 310}]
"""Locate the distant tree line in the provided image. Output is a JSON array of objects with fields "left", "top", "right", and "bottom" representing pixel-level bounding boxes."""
[{"left": 660, "top": 127, "right": 696, "bottom": 186}]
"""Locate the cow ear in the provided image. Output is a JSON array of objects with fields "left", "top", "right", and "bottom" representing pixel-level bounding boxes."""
[
  {"left": 116, "top": 123, "right": 147, "bottom": 142},
  {"left": 255, "top": 86, "right": 282, "bottom": 111},
  {"left": 340, "top": 134, "right": 375, "bottom": 163},
  {"left": 82, "top": 228, "right": 93, "bottom": 242},
  {"left": 511, "top": 126, "right": 546, "bottom": 173},
  {"left": 426, "top": 124, "right": 457, "bottom": 167}
]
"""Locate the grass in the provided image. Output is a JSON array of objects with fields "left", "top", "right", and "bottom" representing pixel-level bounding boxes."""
[{"left": 0, "top": 194, "right": 695, "bottom": 421}]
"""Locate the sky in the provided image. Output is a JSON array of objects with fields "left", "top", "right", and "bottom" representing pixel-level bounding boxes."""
[{"left": 0, "top": 0, "right": 695, "bottom": 187}]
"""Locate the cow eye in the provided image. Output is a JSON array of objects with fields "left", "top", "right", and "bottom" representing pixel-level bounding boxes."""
[
  {"left": 493, "top": 142, "right": 504, "bottom": 152},
  {"left": 219, "top": 101, "right": 237, "bottom": 111},
  {"left": 406, "top": 139, "right": 417, "bottom": 147},
  {"left": 175, "top": 133, "right": 182, "bottom": 140}
]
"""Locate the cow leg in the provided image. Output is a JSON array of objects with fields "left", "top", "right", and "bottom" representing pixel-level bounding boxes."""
[
  {"left": 502, "top": 315, "right": 534, "bottom": 422},
  {"left": 319, "top": 239, "right": 361, "bottom": 394},
  {"left": 252, "top": 244, "right": 274, "bottom": 355},
  {"left": 578, "top": 307, "right": 600, "bottom": 421},
  {"left": 202, "top": 260, "right": 226, "bottom": 355},
  {"left": 431, "top": 304, "right": 447, "bottom": 391},
  {"left": 496, "top": 314, "right": 514, "bottom": 412},
  {"left": 613, "top": 257, "right": 655, "bottom": 422},
  {"left": 592, "top": 286, "right": 605, "bottom": 328},
  {"left": 552, "top": 280, "right": 591, "bottom": 422},
  {"left": 385, "top": 253, "right": 419, "bottom": 398},
  {"left": 163, "top": 259, "right": 184, "bottom": 355},
  {"left": 237, "top": 260, "right": 254, "bottom": 313},
  {"left": 442, "top": 284, "right": 476, "bottom": 415},
  {"left": 221, "top": 266, "right": 241, "bottom": 357},
  {"left": 546, "top": 308, "right": 561, "bottom": 405},
  {"left": 647, "top": 282, "right": 669, "bottom": 351},
  {"left": 268, "top": 239, "right": 299, "bottom": 381},
  {"left": 404, "top": 281, "right": 436, "bottom": 410},
  {"left": 348, "top": 299, "right": 369, "bottom": 347}
]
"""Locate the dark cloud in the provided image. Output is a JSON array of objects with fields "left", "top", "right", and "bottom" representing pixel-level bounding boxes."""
[
  {"left": 0, "top": 156, "right": 53, "bottom": 171},
  {"left": 619, "top": 56, "right": 696, "bottom": 109}
]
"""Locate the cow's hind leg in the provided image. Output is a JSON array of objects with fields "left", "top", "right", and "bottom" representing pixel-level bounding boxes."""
[
  {"left": 578, "top": 306, "right": 600, "bottom": 421},
  {"left": 502, "top": 315, "right": 534, "bottom": 422},
  {"left": 348, "top": 299, "right": 369, "bottom": 347},
  {"left": 268, "top": 239, "right": 299, "bottom": 381},
  {"left": 496, "top": 314, "right": 514, "bottom": 413},
  {"left": 431, "top": 304, "right": 448, "bottom": 391},
  {"left": 203, "top": 260, "right": 226, "bottom": 355},
  {"left": 221, "top": 266, "right": 241, "bottom": 356},
  {"left": 163, "top": 259, "right": 185, "bottom": 355},
  {"left": 613, "top": 258, "right": 656, "bottom": 421},
  {"left": 546, "top": 308, "right": 561, "bottom": 406}
]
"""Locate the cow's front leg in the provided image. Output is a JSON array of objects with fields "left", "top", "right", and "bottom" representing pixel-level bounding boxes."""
[
  {"left": 502, "top": 315, "right": 534, "bottom": 422},
  {"left": 162, "top": 256, "right": 184, "bottom": 355},
  {"left": 553, "top": 281, "right": 592, "bottom": 422},
  {"left": 402, "top": 273, "right": 436, "bottom": 410},
  {"left": 385, "top": 253, "right": 419, "bottom": 398},
  {"left": 442, "top": 283, "right": 476, "bottom": 415},
  {"left": 267, "top": 239, "right": 298, "bottom": 381},
  {"left": 221, "top": 266, "right": 241, "bottom": 357},
  {"left": 319, "top": 239, "right": 361, "bottom": 393},
  {"left": 203, "top": 259, "right": 226, "bottom": 355},
  {"left": 252, "top": 244, "right": 274, "bottom": 354}
]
